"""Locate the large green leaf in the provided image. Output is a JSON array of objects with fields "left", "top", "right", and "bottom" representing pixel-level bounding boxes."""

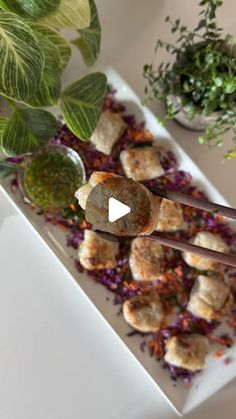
[
  {"left": 25, "top": 32, "right": 61, "bottom": 107},
  {"left": 31, "top": 24, "right": 71, "bottom": 71},
  {"left": 60, "top": 72, "right": 107, "bottom": 140},
  {"left": 0, "top": 116, "right": 8, "bottom": 137},
  {"left": 1, "top": 108, "right": 58, "bottom": 156},
  {"left": 0, "top": 12, "right": 44, "bottom": 101},
  {"left": 39, "top": 0, "right": 90, "bottom": 29},
  {"left": 72, "top": 0, "right": 101, "bottom": 66},
  {"left": 0, "top": 1, "right": 24, "bottom": 16},
  {"left": 0, "top": 116, "right": 8, "bottom": 154},
  {"left": 0, "top": 161, "right": 19, "bottom": 177},
  {"left": 0, "top": 0, "right": 61, "bottom": 18}
]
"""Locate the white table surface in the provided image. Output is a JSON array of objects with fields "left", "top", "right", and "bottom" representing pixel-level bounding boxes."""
[{"left": 1, "top": 1, "right": 236, "bottom": 418}]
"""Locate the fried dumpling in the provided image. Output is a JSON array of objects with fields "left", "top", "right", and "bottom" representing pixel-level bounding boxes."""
[
  {"left": 75, "top": 182, "right": 92, "bottom": 210},
  {"left": 90, "top": 111, "right": 126, "bottom": 155},
  {"left": 75, "top": 171, "right": 117, "bottom": 210},
  {"left": 120, "top": 145, "right": 164, "bottom": 181},
  {"left": 182, "top": 231, "right": 229, "bottom": 271},
  {"left": 129, "top": 237, "right": 164, "bottom": 281},
  {"left": 123, "top": 294, "right": 164, "bottom": 332},
  {"left": 164, "top": 334, "right": 208, "bottom": 372},
  {"left": 156, "top": 198, "right": 184, "bottom": 232},
  {"left": 187, "top": 275, "right": 233, "bottom": 321},
  {"left": 76, "top": 172, "right": 162, "bottom": 236},
  {"left": 79, "top": 229, "right": 119, "bottom": 270}
]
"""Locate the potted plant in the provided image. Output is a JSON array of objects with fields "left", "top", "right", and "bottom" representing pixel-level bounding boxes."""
[
  {"left": 0, "top": 0, "right": 106, "bottom": 208},
  {"left": 143, "top": 0, "right": 236, "bottom": 159}
]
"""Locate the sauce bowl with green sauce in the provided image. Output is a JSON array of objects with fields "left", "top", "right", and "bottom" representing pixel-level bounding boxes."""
[{"left": 19, "top": 145, "right": 86, "bottom": 211}]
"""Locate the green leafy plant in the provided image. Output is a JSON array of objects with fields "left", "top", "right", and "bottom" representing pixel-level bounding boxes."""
[
  {"left": 0, "top": 0, "right": 106, "bottom": 175},
  {"left": 72, "top": 0, "right": 101, "bottom": 66},
  {"left": 143, "top": 0, "right": 236, "bottom": 158}
]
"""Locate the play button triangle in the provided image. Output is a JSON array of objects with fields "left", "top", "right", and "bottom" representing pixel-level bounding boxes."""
[{"left": 108, "top": 197, "right": 131, "bottom": 222}]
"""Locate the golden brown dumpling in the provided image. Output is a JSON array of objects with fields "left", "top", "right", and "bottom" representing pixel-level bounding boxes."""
[
  {"left": 79, "top": 229, "right": 119, "bottom": 270},
  {"left": 75, "top": 172, "right": 162, "bottom": 236},
  {"left": 90, "top": 111, "right": 126, "bottom": 155},
  {"left": 120, "top": 146, "right": 164, "bottom": 181},
  {"left": 182, "top": 231, "right": 229, "bottom": 271},
  {"left": 129, "top": 237, "right": 164, "bottom": 281},
  {"left": 156, "top": 198, "right": 184, "bottom": 232},
  {"left": 187, "top": 275, "right": 233, "bottom": 321},
  {"left": 75, "top": 171, "right": 117, "bottom": 210},
  {"left": 123, "top": 294, "right": 164, "bottom": 332},
  {"left": 164, "top": 334, "right": 208, "bottom": 372}
]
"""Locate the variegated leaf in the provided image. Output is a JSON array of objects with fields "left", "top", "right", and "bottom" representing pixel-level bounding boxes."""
[
  {"left": 0, "top": 116, "right": 8, "bottom": 138},
  {"left": 39, "top": 0, "right": 90, "bottom": 30},
  {"left": 0, "top": 12, "right": 44, "bottom": 101},
  {"left": 31, "top": 24, "right": 71, "bottom": 71},
  {"left": 0, "top": 1, "right": 23, "bottom": 15},
  {"left": 60, "top": 72, "right": 107, "bottom": 140},
  {"left": 25, "top": 31, "right": 61, "bottom": 107},
  {"left": 0, "top": 0, "right": 61, "bottom": 18},
  {"left": 72, "top": 0, "right": 101, "bottom": 66},
  {"left": 0, "top": 116, "right": 8, "bottom": 154},
  {"left": 1, "top": 108, "right": 58, "bottom": 156}
]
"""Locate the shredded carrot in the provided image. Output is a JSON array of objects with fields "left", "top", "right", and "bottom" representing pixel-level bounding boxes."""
[
  {"left": 80, "top": 220, "right": 90, "bottom": 229},
  {"left": 161, "top": 319, "right": 169, "bottom": 328},
  {"left": 174, "top": 266, "right": 183, "bottom": 277},
  {"left": 58, "top": 223, "right": 68, "bottom": 232},
  {"left": 208, "top": 334, "right": 233, "bottom": 347},
  {"left": 69, "top": 204, "right": 77, "bottom": 212},
  {"left": 127, "top": 128, "right": 153, "bottom": 142},
  {"left": 149, "top": 341, "right": 164, "bottom": 359},
  {"left": 182, "top": 319, "right": 189, "bottom": 329},
  {"left": 213, "top": 349, "right": 225, "bottom": 359}
]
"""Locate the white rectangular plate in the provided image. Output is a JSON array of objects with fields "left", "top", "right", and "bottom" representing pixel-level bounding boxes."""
[{"left": 1, "top": 68, "right": 236, "bottom": 415}]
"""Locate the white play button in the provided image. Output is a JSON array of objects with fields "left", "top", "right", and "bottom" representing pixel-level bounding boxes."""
[{"left": 108, "top": 197, "right": 130, "bottom": 222}]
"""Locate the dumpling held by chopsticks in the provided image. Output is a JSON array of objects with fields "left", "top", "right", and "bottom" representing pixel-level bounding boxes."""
[{"left": 75, "top": 171, "right": 161, "bottom": 236}]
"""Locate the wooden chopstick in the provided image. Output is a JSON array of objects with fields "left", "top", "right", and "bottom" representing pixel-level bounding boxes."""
[
  {"left": 145, "top": 185, "right": 236, "bottom": 267},
  {"left": 145, "top": 185, "right": 236, "bottom": 221},
  {"left": 148, "top": 233, "right": 236, "bottom": 268}
]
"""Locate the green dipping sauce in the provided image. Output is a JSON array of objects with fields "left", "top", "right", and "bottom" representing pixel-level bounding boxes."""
[{"left": 23, "top": 148, "right": 84, "bottom": 210}]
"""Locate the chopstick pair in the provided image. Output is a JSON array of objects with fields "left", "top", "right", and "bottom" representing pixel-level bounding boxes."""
[{"left": 146, "top": 185, "right": 236, "bottom": 268}]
